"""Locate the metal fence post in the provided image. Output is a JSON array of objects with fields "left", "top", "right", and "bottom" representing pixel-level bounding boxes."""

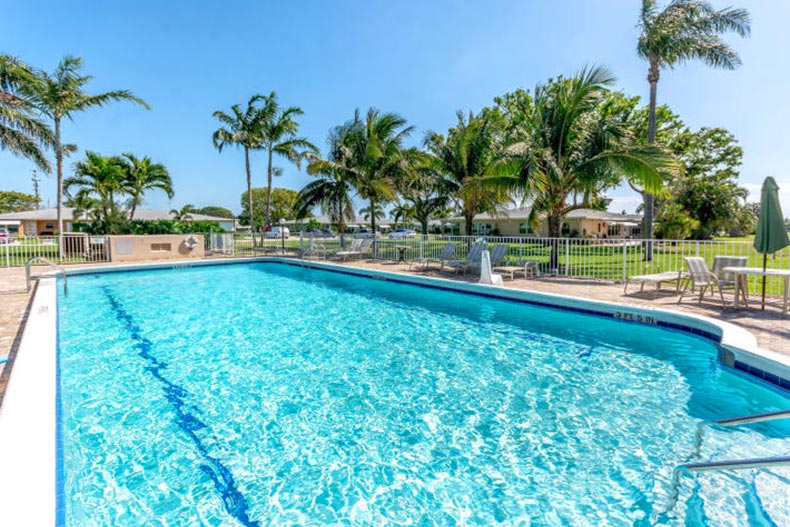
[
  {"left": 564, "top": 239, "right": 570, "bottom": 276},
  {"left": 622, "top": 239, "right": 627, "bottom": 282},
  {"left": 4, "top": 238, "right": 8, "bottom": 267}
]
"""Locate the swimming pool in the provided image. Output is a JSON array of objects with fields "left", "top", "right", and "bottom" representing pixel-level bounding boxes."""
[{"left": 55, "top": 261, "right": 789, "bottom": 526}]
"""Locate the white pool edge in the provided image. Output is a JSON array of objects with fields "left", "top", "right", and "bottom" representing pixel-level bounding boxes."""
[
  {"left": 0, "top": 276, "right": 57, "bottom": 526},
  {"left": 0, "top": 256, "right": 787, "bottom": 527}
]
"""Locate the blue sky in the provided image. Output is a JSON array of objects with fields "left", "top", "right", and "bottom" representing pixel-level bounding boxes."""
[{"left": 2, "top": 0, "right": 790, "bottom": 215}]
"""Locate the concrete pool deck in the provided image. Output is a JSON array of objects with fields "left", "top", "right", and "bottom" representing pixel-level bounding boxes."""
[{"left": 0, "top": 256, "right": 788, "bottom": 402}]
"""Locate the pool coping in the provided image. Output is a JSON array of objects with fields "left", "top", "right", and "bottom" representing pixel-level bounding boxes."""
[{"left": 0, "top": 256, "right": 788, "bottom": 526}]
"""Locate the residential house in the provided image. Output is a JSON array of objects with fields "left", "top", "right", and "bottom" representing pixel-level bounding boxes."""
[{"left": 0, "top": 208, "right": 237, "bottom": 236}]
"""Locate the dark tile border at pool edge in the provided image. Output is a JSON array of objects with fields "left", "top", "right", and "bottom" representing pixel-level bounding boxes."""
[{"left": 61, "top": 258, "right": 790, "bottom": 393}]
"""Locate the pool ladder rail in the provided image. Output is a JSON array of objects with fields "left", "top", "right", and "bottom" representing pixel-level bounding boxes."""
[
  {"left": 666, "top": 409, "right": 790, "bottom": 512},
  {"left": 25, "top": 256, "right": 68, "bottom": 295}
]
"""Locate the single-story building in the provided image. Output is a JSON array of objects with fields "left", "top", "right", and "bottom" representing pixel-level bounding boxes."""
[
  {"left": 448, "top": 207, "right": 643, "bottom": 238},
  {"left": 0, "top": 208, "right": 237, "bottom": 236}
]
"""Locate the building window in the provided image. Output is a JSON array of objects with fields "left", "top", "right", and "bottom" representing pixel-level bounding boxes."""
[
  {"left": 519, "top": 222, "right": 534, "bottom": 235},
  {"left": 45, "top": 222, "right": 54, "bottom": 230},
  {"left": 561, "top": 222, "right": 571, "bottom": 236}
]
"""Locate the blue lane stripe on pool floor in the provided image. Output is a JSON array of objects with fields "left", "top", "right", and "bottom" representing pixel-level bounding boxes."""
[{"left": 100, "top": 286, "right": 260, "bottom": 527}]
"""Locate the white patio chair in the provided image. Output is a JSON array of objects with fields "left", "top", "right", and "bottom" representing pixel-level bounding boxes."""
[
  {"left": 712, "top": 255, "right": 749, "bottom": 304},
  {"left": 678, "top": 257, "right": 725, "bottom": 305},
  {"left": 409, "top": 242, "right": 457, "bottom": 270},
  {"left": 442, "top": 241, "right": 484, "bottom": 273},
  {"left": 459, "top": 244, "right": 508, "bottom": 274},
  {"left": 334, "top": 238, "right": 372, "bottom": 261}
]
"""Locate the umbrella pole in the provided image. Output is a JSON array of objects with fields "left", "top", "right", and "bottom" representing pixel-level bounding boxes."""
[{"left": 761, "top": 253, "right": 767, "bottom": 311}]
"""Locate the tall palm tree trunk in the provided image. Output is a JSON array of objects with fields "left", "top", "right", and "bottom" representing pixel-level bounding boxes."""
[
  {"left": 643, "top": 61, "right": 660, "bottom": 261},
  {"left": 464, "top": 213, "right": 474, "bottom": 236},
  {"left": 265, "top": 146, "right": 273, "bottom": 230},
  {"left": 547, "top": 212, "right": 562, "bottom": 272},
  {"left": 370, "top": 197, "right": 377, "bottom": 257},
  {"left": 245, "top": 147, "right": 256, "bottom": 247},
  {"left": 55, "top": 116, "right": 63, "bottom": 257}
]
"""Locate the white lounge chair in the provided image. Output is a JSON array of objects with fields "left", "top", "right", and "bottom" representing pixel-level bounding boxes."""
[
  {"left": 334, "top": 238, "right": 373, "bottom": 261},
  {"left": 459, "top": 244, "right": 508, "bottom": 274},
  {"left": 442, "top": 241, "right": 484, "bottom": 273},
  {"left": 678, "top": 257, "right": 725, "bottom": 305},
  {"left": 409, "top": 242, "right": 457, "bottom": 270}
]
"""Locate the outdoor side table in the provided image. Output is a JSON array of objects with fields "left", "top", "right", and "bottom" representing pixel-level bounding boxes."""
[{"left": 723, "top": 266, "right": 790, "bottom": 314}]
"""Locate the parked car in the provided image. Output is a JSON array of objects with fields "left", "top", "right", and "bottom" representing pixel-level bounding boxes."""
[
  {"left": 354, "top": 230, "right": 381, "bottom": 239},
  {"left": 264, "top": 226, "right": 290, "bottom": 239},
  {"left": 0, "top": 228, "right": 8, "bottom": 243},
  {"left": 388, "top": 229, "right": 417, "bottom": 239}
]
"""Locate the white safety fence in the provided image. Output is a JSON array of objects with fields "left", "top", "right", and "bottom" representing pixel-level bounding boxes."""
[
  {"left": 6, "top": 232, "right": 788, "bottom": 296},
  {"left": 0, "top": 234, "right": 110, "bottom": 268},
  {"left": 290, "top": 233, "right": 790, "bottom": 296}
]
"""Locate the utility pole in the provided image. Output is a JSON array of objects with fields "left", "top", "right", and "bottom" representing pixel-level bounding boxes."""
[{"left": 31, "top": 170, "right": 41, "bottom": 209}]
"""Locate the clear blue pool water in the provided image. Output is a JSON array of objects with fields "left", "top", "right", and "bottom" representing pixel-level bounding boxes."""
[{"left": 58, "top": 262, "right": 790, "bottom": 526}]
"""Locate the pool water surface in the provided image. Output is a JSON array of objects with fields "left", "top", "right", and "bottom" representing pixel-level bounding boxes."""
[{"left": 58, "top": 262, "right": 790, "bottom": 526}]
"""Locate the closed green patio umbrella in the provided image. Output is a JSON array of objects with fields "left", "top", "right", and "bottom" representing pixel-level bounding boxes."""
[{"left": 753, "top": 177, "right": 790, "bottom": 309}]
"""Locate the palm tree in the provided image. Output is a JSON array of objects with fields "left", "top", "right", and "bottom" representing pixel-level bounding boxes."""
[
  {"left": 637, "top": 0, "right": 750, "bottom": 249},
  {"left": 360, "top": 203, "right": 385, "bottom": 222},
  {"left": 347, "top": 108, "right": 415, "bottom": 235},
  {"left": 296, "top": 125, "right": 357, "bottom": 244},
  {"left": 0, "top": 55, "right": 54, "bottom": 170},
  {"left": 26, "top": 56, "right": 148, "bottom": 250},
  {"left": 489, "top": 66, "right": 681, "bottom": 269},
  {"left": 121, "top": 153, "right": 173, "bottom": 220},
  {"left": 65, "top": 151, "right": 129, "bottom": 234},
  {"left": 399, "top": 168, "right": 450, "bottom": 235},
  {"left": 255, "top": 92, "right": 317, "bottom": 230},
  {"left": 212, "top": 96, "right": 266, "bottom": 246},
  {"left": 391, "top": 202, "right": 414, "bottom": 228},
  {"left": 170, "top": 204, "right": 195, "bottom": 222},
  {"left": 424, "top": 111, "right": 509, "bottom": 236}
]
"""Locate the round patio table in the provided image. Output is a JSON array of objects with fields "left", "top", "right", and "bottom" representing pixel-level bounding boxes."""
[{"left": 722, "top": 266, "right": 790, "bottom": 314}]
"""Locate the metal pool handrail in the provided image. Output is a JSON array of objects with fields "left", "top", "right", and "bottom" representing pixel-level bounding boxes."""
[
  {"left": 25, "top": 256, "right": 67, "bottom": 295},
  {"left": 665, "top": 409, "right": 790, "bottom": 512}
]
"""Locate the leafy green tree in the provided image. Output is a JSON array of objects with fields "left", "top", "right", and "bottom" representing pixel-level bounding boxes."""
[
  {"left": 213, "top": 96, "right": 266, "bottom": 245},
  {"left": 121, "top": 153, "right": 173, "bottom": 220},
  {"left": 638, "top": 0, "right": 750, "bottom": 246},
  {"left": 671, "top": 127, "right": 745, "bottom": 238},
  {"left": 0, "top": 190, "right": 41, "bottom": 213},
  {"left": 624, "top": 100, "right": 746, "bottom": 239},
  {"left": 240, "top": 187, "right": 302, "bottom": 228},
  {"left": 0, "top": 55, "right": 53, "bottom": 170},
  {"left": 195, "top": 206, "right": 234, "bottom": 218},
  {"left": 488, "top": 66, "right": 680, "bottom": 267},
  {"left": 65, "top": 151, "right": 130, "bottom": 234},
  {"left": 255, "top": 92, "right": 317, "bottom": 229},
  {"left": 655, "top": 202, "right": 699, "bottom": 239},
  {"left": 26, "top": 56, "right": 149, "bottom": 248},
  {"left": 424, "top": 110, "right": 509, "bottom": 236}
]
